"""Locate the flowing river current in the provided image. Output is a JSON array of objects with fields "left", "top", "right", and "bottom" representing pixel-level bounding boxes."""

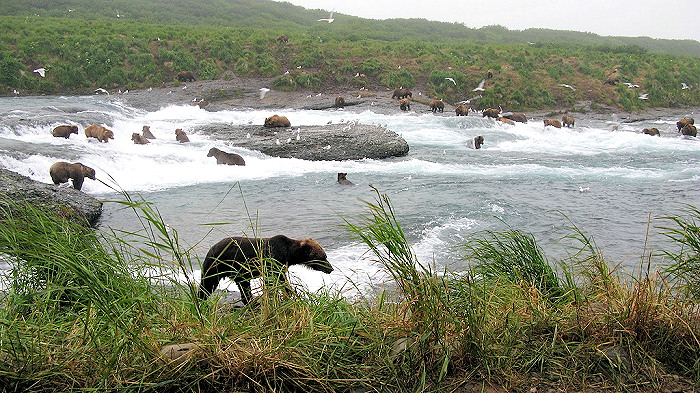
[{"left": 1, "top": 94, "right": 699, "bottom": 298}]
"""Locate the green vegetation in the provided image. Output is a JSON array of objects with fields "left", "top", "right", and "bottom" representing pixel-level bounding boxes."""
[
  {"left": 1, "top": 191, "right": 699, "bottom": 392},
  {"left": 0, "top": 0, "right": 699, "bottom": 110}
]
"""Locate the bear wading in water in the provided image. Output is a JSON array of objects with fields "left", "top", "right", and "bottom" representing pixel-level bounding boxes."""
[
  {"left": 49, "top": 161, "right": 96, "bottom": 191},
  {"left": 199, "top": 235, "right": 334, "bottom": 304}
]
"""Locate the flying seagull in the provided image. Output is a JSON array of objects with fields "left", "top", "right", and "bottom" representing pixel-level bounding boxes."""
[
  {"left": 558, "top": 83, "right": 576, "bottom": 91},
  {"left": 33, "top": 67, "right": 45, "bottom": 77},
  {"left": 259, "top": 87, "right": 270, "bottom": 99},
  {"left": 472, "top": 79, "right": 485, "bottom": 92},
  {"left": 682, "top": 83, "right": 691, "bottom": 90},
  {"left": 638, "top": 93, "right": 649, "bottom": 100},
  {"left": 623, "top": 82, "right": 640, "bottom": 88},
  {"left": 445, "top": 77, "right": 456, "bottom": 86},
  {"left": 94, "top": 88, "right": 109, "bottom": 95},
  {"left": 318, "top": 11, "right": 334, "bottom": 23}
]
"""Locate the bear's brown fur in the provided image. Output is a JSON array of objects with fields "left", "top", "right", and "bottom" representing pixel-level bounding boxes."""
[
  {"left": 52, "top": 125, "right": 78, "bottom": 139},
  {"left": 681, "top": 124, "right": 697, "bottom": 137},
  {"left": 264, "top": 114, "right": 291, "bottom": 128},
  {"left": 399, "top": 98, "right": 411, "bottom": 111},
  {"left": 642, "top": 128, "right": 660, "bottom": 136},
  {"left": 392, "top": 88, "right": 412, "bottom": 99},
  {"left": 482, "top": 108, "right": 500, "bottom": 118},
  {"left": 562, "top": 115, "right": 575, "bottom": 128},
  {"left": 142, "top": 125, "right": 156, "bottom": 139},
  {"left": 277, "top": 34, "right": 289, "bottom": 43},
  {"left": 334, "top": 96, "right": 345, "bottom": 108},
  {"left": 199, "top": 235, "right": 333, "bottom": 304},
  {"left": 455, "top": 104, "right": 469, "bottom": 116},
  {"left": 207, "top": 147, "right": 245, "bottom": 166},
  {"left": 544, "top": 119, "right": 563, "bottom": 128},
  {"left": 497, "top": 117, "right": 515, "bottom": 125},
  {"left": 132, "top": 133, "right": 150, "bottom": 145},
  {"left": 429, "top": 100, "right": 444, "bottom": 113},
  {"left": 49, "top": 161, "right": 96, "bottom": 191},
  {"left": 474, "top": 135, "right": 485, "bottom": 149},
  {"left": 176, "top": 71, "right": 195, "bottom": 82},
  {"left": 677, "top": 117, "right": 695, "bottom": 131},
  {"left": 175, "top": 128, "right": 190, "bottom": 143},
  {"left": 337, "top": 172, "right": 354, "bottom": 185},
  {"left": 85, "top": 124, "right": 114, "bottom": 143}
]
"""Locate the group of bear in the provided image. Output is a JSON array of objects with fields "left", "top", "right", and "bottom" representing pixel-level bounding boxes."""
[{"left": 387, "top": 89, "right": 697, "bottom": 139}]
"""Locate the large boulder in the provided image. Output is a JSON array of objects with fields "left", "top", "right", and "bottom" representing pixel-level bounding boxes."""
[{"left": 0, "top": 168, "right": 102, "bottom": 227}]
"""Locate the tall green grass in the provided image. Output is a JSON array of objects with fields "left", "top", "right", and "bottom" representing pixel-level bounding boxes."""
[{"left": 0, "top": 192, "right": 698, "bottom": 392}]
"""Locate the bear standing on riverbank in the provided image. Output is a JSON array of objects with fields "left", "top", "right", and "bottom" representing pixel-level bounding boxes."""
[
  {"left": 49, "top": 162, "right": 96, "bottom": 191},
  {"left": 199, "top": 235, "right": 334, "bottom": 304}
]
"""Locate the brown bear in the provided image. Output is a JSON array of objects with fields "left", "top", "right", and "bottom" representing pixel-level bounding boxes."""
[
  {"left": 198, "top": 235, "right": 334, "bottom": 304},
  {"left": 264, "top": 114, "right": 291, "bottom": 128},
  {"left": 392, "top": 88, "right": 412, "bottom": 99},
  {"left": 399, "top": 98, "right": 411, "bottom": 111},
  {"left": 175, "top": 128, "right": 190, "bottom": 143},
  {"left": 544, "top": 119, "right": 563, "bottom": 128},
  {"left": 277, "top": 34, "right": 289, "bottom": 43},
  {"left": 208, "top": 147, "right": 246, "bottom": 166},
  {"left": 429, "top": 100, "right": 444, "bottom": 113},
  {"left": 455, "top": 104, "right": 469, "bottom": 116},
  {"left": 677, "top": 117, "right": 695, "bottom": 131},
  {"left": 176, "top": 71, "right": 195, "bottom": 82},
  {"left": 642, "top": 128, "right": 660, "bottom": 136},
  {"left": 52, "top": 125, "right": 78, "bottom": 139},
  {"left": 49, "top": 161, "right": 96, "bottom": 191},
  {"left": 334, "top": 96, "right": 345, "bottom": 108},
  {"left": 503, "top": 112, "right": 528, "bottom": 123},
  {"left": 85, "top": 124, "right": 114, "bottom": 143},
  {"left": 337, "top": 172, "right": 354, "bottom": 185},
  {"left": 497, "top": 117, "right": 515, "bottom": 125},
  {"left": 681, "top": 124, "right": 697, "bottom": 137},
  {"left": 132, "top": 133, "right": 150, "bottom": 144},
  {"left": 562, "top": 115, "right": 575, "bottom": 128},
  {"left": 482, "top": 108, "right": 500, "bottom": 118},
  {"left": 474, "top": 135, "right": 485, "bottom": 149},
  {"left": 142, "top": 125, "right": 156, "bottom": 139}
]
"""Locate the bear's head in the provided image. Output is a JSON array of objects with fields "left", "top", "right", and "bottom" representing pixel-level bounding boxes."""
[
  {"left": 104, "top": 129, "right": 115, "bottom": 139},
  {"left": 78, "top": 163, "right": 96, "bottom": 180},
  {"left": 69, "top": 125, "right": 78, "bottom": 133},
  {"left": 207, "top": 147, "right": 219, "bottom": 157},
  {"left": 297, "top": 238, "right": 333, "bottom": 274}
]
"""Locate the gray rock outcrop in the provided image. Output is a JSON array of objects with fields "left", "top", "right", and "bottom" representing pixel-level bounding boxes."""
[
  {"left": 0, "top": 168, "right": 102, "bottom": 227},
  {"left": 197, "top": 123, "right": 409, "bottom": 161}
]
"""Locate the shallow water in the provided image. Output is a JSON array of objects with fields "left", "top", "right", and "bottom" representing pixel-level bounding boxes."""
[{"left": 1, "top": 95, "right": 699, "bottom": 297}]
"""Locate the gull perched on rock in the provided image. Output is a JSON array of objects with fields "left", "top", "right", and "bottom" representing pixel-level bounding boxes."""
[
  {"left": 472, "top": 79, "right": 485, "bottom": 92},
  {"left": 33, "top": 67, "right": 45, "bottom": 77},
  {"left": 259, "top": 88, "right": 270, "bottom": 99},
  {"left": 318, "top": 11, "right": 334, "bottom": 23}
]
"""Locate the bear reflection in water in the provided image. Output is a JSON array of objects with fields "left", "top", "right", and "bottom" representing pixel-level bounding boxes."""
[{"left": 199, "top": 235, "right": 334, "bottom": 305}]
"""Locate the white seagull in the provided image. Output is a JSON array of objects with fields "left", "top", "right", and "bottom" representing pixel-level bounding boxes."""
[
  {"left": 472, "top": 79, "right": 485, "bottom": 92},
  {"left": 259, "top": 87, "right": 270, "bottom": 99},
  {"left": 94, "top": 88, "right": 109, "bottom": 95},
  {"left": 445, "top": 77, "right": 456, "bottom": 86},
  {"left": 682, "top": 83, "right": 691, "bottom": 90},
  {"left": 33, "top": 67, "right": 45, "bottom": 77},
  {"left": 558, "top": 83, "right": 576, "bottom": 91},
  {"left": 317, "top": 11, "right": 334, "bottom": 23},
  {"left": 623, "top": 82, "right": 640, "bottom": 88},
  {"left": 638, "top": 93, "right": 649, "bottom": 100}
]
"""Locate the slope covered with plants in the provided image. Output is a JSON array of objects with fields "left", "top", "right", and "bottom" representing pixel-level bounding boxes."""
[{"left": 0, "top": 0, "right": 699, "bottom": 110}]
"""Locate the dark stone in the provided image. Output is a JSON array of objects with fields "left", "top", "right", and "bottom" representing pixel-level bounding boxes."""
[
  {"left": 197, "top": 123, "right": 409, "bottom": 161},
  {"left": 0, "top": 168, "right": 102, "bottom": 227}
]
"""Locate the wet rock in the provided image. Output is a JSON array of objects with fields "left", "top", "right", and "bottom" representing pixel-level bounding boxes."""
[
  {"left": 0, "top": 168, "right": 102, "bottom": 227},
  {"left": 197, "top": 123, "right": 409, "bottom": 161}
]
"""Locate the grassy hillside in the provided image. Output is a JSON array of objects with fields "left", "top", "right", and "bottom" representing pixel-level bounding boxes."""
[{"left": 0, "top": 0, "right": 699, "bottom": 110}]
